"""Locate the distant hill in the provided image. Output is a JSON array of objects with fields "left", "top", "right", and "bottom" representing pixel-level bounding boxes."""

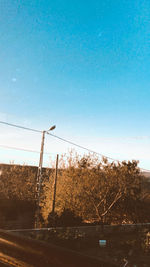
[{"left": 142, "top": 172, "right": 150, "bottom": 180}]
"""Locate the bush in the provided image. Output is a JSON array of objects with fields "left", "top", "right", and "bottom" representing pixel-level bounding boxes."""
[
  {"left": 58, "top": 209, "right": 83, "bottom": 227},
  {"left": 47, "top": 212, "right": 59, "bottom": 227},
  {"left": 47, "top": 209, "right": 83, "bottom": 227}
]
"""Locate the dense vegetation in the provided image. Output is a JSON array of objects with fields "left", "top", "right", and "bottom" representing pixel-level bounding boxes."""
[
  {"left": 0, "top": 152, "right": 150, "bottom": 228},
  {"left": 0, "top": 164, "right": 37, "bottom": 228},
  {"left": 41, "top": 152, "right": 150, "bottom": 226}
]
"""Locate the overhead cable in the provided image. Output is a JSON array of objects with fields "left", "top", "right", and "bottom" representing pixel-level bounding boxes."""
[
  {"left": 0, "top": 121, "right": 42, "bottom": 133},
  {"left": 48, "top": 133, "right": 150, "bottom": 172},
  {"left": 0, "top": 144, "right": 53, "bottom": 155},
  {"left": 48, "top": 132, "right": 118, "bottom": 161},
  {"left": 0, "top": 120, "right": 150, "bottom": 172}
]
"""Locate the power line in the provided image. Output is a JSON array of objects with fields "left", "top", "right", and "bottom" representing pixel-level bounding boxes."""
[
  {"left": 0, "top": 144, "right": 40, "bottom": 154},
  {"left": 48, "top": 132, "right": 118, "bottom": 161},
  {"left": 0, "top": 144, "right": 54, "bottom": 155},
  {"left": 0, "top": 120, "right": 118, "bottom": 160},
  {"left": 0, "top": 120, "right": 150, "bottom": 172},
  {"left": 48, "top": 133, "right": 150, "bottom": 172},
  {"left": 0, "top": 121, "right": 42, "bottom": 133}
]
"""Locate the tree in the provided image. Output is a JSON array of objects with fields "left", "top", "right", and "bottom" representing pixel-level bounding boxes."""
[
  {"left": 42, "top": 152, "right": 146, "bottom": 225},
  {"left": 0, "top": 164, "right": 36, "bottom": 200},
  {"left": 0, "top": 164, "right": 38, "bottom": 228}
]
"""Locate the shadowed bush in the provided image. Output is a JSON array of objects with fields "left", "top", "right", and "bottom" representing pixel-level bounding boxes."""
[{"left": 47, "top": 209, "right": 83, "bottom": 227}]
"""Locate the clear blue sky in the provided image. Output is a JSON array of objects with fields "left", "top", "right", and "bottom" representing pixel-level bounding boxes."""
[{"left": 0, "top": 0, "right": 150, "bottom": 169}]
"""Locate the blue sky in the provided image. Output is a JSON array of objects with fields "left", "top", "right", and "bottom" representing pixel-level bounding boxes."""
[{"left": 0, "top": 0, "right": 150, "bottom": 169}]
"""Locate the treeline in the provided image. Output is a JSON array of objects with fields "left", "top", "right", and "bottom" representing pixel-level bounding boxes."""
[
  {"left": 0, "top": 153, "right": 150, "bottom": 228},
  {"left": 0, "top": 164, "right": 37, "bottom": 228},
  {"left": 41, "top": 153, "right": 150, "bottom": 226}
]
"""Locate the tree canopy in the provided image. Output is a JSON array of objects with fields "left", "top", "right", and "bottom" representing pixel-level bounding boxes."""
[{"left": 42, "top": 152, "right": 146, "bottom": 225}]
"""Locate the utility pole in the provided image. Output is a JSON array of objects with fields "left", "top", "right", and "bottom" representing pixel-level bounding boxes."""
[
  {"left": 35, "top": 125, "right": 56, "bottom": 228},
  {"left": 52, "top": 154, "right": 59, "bottom": 214},
  {"left": 35, "top": 130, "right": 46, "bottom": 228}
]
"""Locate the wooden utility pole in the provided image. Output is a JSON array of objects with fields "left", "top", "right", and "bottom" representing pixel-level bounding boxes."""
[
  {"left": 35, "top": 130, "right": 46, "bottom": 228},
  {"left": 37, "top": 131, "right": 46, "bottom": 198},
  {"left": 35, "top": 125, "right": 56, "bottom": 228},
  {"left": 52, "top": 154, "right": 59, "bottom": 214}
]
